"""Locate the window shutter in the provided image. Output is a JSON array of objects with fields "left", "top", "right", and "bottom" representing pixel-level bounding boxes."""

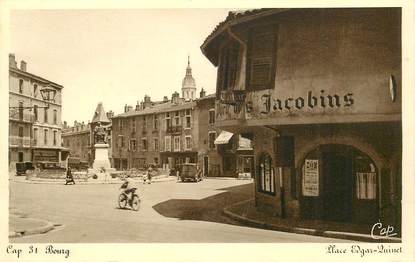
[{"left": 247, "top": 25, "right": 277, "bottom": 90}]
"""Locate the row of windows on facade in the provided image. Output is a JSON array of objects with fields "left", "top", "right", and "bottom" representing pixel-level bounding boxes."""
[
  {"left": 17, "top": 102, "right": 58, "bottom": 125},
  {"left": 17, "top": 126, "right": 59, "bottom": 146},
  {"left": 116, "top": 109, "right": 215, "bottom": 132},
  {"left": 17, "top": 79, "right": 51, "bottom": 99},
  {"left": 116, "top": 132, "right": 217, "bottom": 152}
]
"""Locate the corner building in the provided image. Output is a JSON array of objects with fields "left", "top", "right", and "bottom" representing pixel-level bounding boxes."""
[
  {"left": 9, "top": 54, "right": 65, "bottom": 169},
  {"left": 201, "top": 8, "right": 401, "bottom": 231}
]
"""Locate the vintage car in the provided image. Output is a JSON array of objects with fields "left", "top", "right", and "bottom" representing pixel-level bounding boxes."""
[
  {"left": 15, "top": 162, "right": 34, "bottom": 176},
  {"left": 179, "top": 163, "right": 203, "bottom": 182}
]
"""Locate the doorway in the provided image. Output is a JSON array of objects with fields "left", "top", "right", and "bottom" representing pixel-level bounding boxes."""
[
  {"left": 300, "top": 144, "right": 378, "bottom": 224},
  {"left": 322, "top": 149, "right": 353, "bottom": 222}
]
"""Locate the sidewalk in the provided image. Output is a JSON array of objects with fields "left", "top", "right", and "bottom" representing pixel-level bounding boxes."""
[
  {"left": 9, "top": 208, "right": 57, "bottom": 238},
  {"left": 223, "top": 199, "right": 401, "bottom": 243}
]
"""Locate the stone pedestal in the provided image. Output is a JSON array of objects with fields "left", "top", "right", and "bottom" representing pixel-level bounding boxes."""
[
  {"left": 89, "top": 144, "right": 116, "bottom": 181},
  {"left": 93, "top": 144, "right": 111, "bottom": 170}
]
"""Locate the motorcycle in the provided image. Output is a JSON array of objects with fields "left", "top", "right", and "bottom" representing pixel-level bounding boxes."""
[{"left": 118, "top": 187, "right": 141, "bottom": 211}]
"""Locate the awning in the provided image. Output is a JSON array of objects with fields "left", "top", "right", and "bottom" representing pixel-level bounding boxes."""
[{"left": 214, "top": 131, "right": 234, "bottom": 145}]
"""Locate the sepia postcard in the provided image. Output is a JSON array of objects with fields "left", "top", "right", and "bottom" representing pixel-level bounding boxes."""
[{"left": 0, "top": 1, "right": 414, "bottom": 262}]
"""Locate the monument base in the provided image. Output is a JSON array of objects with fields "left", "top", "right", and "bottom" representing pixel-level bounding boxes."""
[
  {"left": 92, "top": 143, "right": 111, "bottom": 170},
  {"left": 89, "top": 143, "right": 116, "bottom": 181}
]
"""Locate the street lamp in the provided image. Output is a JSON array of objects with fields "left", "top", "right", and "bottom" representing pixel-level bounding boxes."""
[{"left": 9, "top": 85, "right": 57, "bottom": 110}]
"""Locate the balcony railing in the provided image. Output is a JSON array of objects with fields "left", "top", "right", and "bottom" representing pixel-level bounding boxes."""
[
  {"left": 9, "top": 136, "right": 31, "bottom": 147},
  {"left": 9, "top": 111, "right": 34, "bottom": 123},
  {"left": 166, "top": 126, "right": 182, "bottom": 134}
]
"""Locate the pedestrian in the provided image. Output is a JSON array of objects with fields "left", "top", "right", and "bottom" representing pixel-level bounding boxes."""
[
  {"left": 65, "top": 167, "right": 75, "bottom": 185},
  {"left": 146, "top": 165, "right": 153, "bottom": 184}
]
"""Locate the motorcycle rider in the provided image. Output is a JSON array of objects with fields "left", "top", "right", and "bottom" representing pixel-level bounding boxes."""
[{"left": 120, "top": 176, "right": 136, "bottom": 202}]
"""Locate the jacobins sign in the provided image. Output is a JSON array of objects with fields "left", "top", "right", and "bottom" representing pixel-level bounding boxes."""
[{"left": 246, "top": 89, "right": 354, "bottom": 114}]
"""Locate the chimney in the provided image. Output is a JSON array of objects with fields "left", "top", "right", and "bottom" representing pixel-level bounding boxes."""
[
  {"left": 126, "top": 105, "right": 133, "bottom": 112},
  {"left": 172, "top": 92, "right": 180, "bottom": 104},
  {"left": 143, "top": 95, "right": 151, "bottom": 109},
  {"left": 163, "top": 96, "right": 169, "bottom": 103},
  {"left": 9, "top": 54, "right": 17, "bottom": 68},
  {"left": 63, "top": 121, "right": 67, "bottom": 128},
  {"left": 106, "top": 110, "right": 114, "bottom": 119},
  {"left": 135, "top": 101, "right": 140, "bottom": 111},
  {"left": 124, "top": 104, "right": 128, "bottom": 113},
  {"left": 200, "top": 88, "right": 206, "bottom": 98},
  {"left": 20, "top": 60, "right": 27, "bottom": 72}
]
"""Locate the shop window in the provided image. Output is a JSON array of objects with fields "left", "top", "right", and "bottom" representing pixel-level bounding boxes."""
[
  {"left": 355, "top": 173, "right": 376, "bottom": 200},
  {"left": 355, "top": 155, "right": 377, "bottom": 200},
  {"left": 218, "top": 39, "right": 240, "bottom": 92},
  {"left": 246, "top": 25, "right": 277, "bottom": 91},
  {"left": 258, "top": 153, "right": 275, "bottom": 194}
]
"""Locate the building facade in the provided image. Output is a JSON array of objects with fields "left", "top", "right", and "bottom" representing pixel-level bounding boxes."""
[
  {"left": 9, "top": 54, "right": 66, "bottom": 169},
  {"left": 202, "top": 8, "right": 401, "bottom": 230}
]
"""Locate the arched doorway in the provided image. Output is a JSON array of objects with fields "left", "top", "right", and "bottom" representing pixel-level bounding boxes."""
[{"left": 300, "top": 144, "right": 378, "bottom": 224}]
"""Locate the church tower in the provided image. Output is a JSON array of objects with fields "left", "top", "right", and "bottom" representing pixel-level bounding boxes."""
[{"left": 182, "top": 56, "right": 196, "bottom": 101}]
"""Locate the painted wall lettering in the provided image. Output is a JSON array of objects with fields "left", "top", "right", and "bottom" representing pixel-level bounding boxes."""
[{"left": 259, "top": 90, "right": 354, "bottom": 114}]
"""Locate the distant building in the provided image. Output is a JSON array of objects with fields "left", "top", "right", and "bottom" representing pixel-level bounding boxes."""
[
  {"left": 196, "top": 90, "right": 253, "bottom": 177},
  {"left": 112, "top": 58, "right": 220, "bottom": 171},
  {"left": 8, "top": 54, "right": 66, "bottom": 169},
  {"left": 62, "top": 104, "right": 113, "bottom": 167}
]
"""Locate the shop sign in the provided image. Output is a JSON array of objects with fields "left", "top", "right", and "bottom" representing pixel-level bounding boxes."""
[
  {"left": 33, "top": 150, "right": 59, "bottom": 162},
  {"left": 303, "top": 159, "right": 319, "bottom": 196}
]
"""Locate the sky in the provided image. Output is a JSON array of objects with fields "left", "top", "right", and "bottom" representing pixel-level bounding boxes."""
[{"left": 10, "top": 9, "right": 231, "bottom": 125}]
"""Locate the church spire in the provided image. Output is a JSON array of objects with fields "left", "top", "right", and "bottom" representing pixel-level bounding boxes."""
[
  {"left": 186, "top": 55, "right": 192, "bottom": 76},
  {"left": 182, "top": 55, "right": 196, "bottom": 101}
]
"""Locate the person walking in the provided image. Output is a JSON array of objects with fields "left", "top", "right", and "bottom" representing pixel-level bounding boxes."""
[{"left": 65, "top": 167, "right": 75, "bottom": 185}]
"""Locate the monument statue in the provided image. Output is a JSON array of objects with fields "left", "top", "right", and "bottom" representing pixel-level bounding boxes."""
[{"left": 94, "top": 122, "right": 106, "bottom": 144}]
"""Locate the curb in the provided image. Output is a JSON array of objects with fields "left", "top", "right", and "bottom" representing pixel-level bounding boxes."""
[
  {"left": 223, "top": 199, "right": 401, "bottom": 243},
  {"left": 9, "top": 220, "right": 55, "bottom": 238},
  {"left": 205, "top": 177, "right": 253, "bottom": 180}
]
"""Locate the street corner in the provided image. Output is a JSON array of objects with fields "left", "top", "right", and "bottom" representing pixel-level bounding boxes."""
[{"left": 9, "top": 213, "right": 56, "bottom": 239}]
